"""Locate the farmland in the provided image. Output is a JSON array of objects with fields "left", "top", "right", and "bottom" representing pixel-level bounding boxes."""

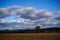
[{"left": 0, "top": 33, "right": 60, "bottom": 40}]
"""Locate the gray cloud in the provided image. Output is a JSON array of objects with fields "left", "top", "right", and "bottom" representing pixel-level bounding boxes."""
[
  {"left": 0, "top": 6, "right": 22, "bottom": 18},
  {"left": 55, "top": 16, "right": 60, "bottom": 20},
  {"left": 17, "top": 8, "right": 53, "bottom": 20},
  {"left": 0, "top": 20, "right": 35, "bottom": 30},
  {"left": 0, "top": 6, "right": 53, "bottom": 19},
  {"left": 54, "top": 11, "right": 60, "bottom": 20},
  {"left": 0, "top": 6, "right": 60, "bottom": 30},
  {"left": 0, "top": 17, "right": 60, "bottom": 30}
]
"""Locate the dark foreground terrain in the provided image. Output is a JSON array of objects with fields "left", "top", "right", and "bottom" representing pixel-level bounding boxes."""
[
  {"left": 0, "top": 27, "right": 60, "bottom": 33},
  {"left": 0, "top": 33, "right": 60, "bottom": 40}
]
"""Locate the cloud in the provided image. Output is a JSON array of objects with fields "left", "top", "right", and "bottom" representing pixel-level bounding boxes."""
[
  {"left": 0, "top": 19, "right": 35, "bottom": 30},
  {"left": 41, "top": 18, "right": 60, "bottom": 28},
  {"left": 0, "top": 6, "right": 53, "bottom": 19},
  {"left": 0, "top": 6, "right": 60, "bottom": 30},
  {"left": 55, "top": 16, "right": 60, "bottom": 20},
  {"left": 0, "top": 17, "right": 60, "bottom": 30},
  {"left": 17, "top": 8, "right": 53, "bottom": 20},
  {"left": 0, "top": 8, "right": 9, "bottom": 18},
  {"left": 0, "top": 6, "right": 22, "bottom": 18},
  {"left": 54, "top": 11, "right": 60, "bottom": 20}
]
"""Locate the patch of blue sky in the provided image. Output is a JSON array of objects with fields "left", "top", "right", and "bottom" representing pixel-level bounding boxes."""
[{"left": 0, "top": 0, "right": 60, "bottom": 11}]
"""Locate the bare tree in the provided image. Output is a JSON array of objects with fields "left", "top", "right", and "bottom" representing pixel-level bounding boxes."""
[{"left": 35, "top": 26, "right": 41, "bottom": 33}]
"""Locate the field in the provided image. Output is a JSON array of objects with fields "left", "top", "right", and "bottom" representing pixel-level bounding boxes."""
[{"left": 0, "top": 33, "right": 60, "bottom": 40}]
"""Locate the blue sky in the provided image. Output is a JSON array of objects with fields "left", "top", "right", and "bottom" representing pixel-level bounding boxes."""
[
  {"left": 0, "top": 0, "right": 60, "bottom": 30},
  {"left": 0, "top": 0, "right": 60, "bottom": 11}
]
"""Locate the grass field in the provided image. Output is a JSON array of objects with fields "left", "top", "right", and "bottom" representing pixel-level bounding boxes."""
[{"left": 0, "top": 33, "right": 60, "bottom": 40}]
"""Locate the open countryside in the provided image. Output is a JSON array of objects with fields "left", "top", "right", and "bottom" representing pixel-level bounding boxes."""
[{"left": 0, "top": 33, "right": 60, "bottom": 40}]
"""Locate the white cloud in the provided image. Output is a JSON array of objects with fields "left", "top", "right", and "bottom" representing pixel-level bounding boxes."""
[
  {"left": 0, "top": 6, "right": 53, "bottom": 19},
  {"left": 0, "top": 6, "right": 22, "bottom": 18},
  {"left": 17, "top": 8, "right": 53, "bottom": 20},
  {"left": 0, "top": 6, "right": 60, "bottom": 30}
]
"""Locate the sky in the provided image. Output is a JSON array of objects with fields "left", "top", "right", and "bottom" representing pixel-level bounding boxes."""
[
  {"left": 0, "top": 0, "right": 60, "bottom": 11},
  {"left": 0, "top": 0, "right": 60, "bottom": 30}
]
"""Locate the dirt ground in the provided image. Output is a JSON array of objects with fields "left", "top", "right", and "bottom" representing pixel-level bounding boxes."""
[{"left": 0, "top": 33, "right": 60, "bottom": 40}]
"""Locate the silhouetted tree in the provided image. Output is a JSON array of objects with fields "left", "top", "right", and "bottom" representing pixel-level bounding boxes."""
[{"left": 35, "top": 26, "right": 41, "bottom": 33}]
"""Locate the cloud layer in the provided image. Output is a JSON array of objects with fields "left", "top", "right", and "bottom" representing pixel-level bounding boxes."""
[{"left": 0, "top": 6, "right": 60, "bottom": 30}]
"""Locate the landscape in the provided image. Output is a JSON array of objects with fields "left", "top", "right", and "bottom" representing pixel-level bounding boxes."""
[
  {"left": 0, "top": 33, "right": 60, "bottom": 40},
  {"left": 0, "top": 0, "right": 60, "bottom": 40},
  {"left": 0, "top": 26, "right": 60, "bottom": 40}
]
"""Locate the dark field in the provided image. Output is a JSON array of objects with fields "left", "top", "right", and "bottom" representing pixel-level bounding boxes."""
[{"left": 0, "top": 33, "right": 60, "bottom": 40}]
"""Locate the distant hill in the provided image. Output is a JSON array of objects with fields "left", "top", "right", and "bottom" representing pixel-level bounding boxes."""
[{"left": 0, "top": 27, "right": 60, "bottom": 33}]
